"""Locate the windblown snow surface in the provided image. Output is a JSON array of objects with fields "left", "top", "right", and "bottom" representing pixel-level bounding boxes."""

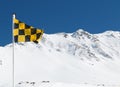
[{"left": 0, "top": 29, "right": 120, "bottom": 87}]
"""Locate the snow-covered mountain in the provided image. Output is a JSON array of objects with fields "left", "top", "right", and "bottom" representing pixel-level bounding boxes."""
[{"left": 0, "top": 29, "right": 120, "bottom": 87}]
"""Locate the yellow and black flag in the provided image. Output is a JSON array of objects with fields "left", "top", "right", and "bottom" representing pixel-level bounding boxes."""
[{"left": 13, "top": 18, "right": 44, "bottom": 43}]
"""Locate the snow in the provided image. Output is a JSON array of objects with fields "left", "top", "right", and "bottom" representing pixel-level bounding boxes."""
[{"left": 0, "top": 29, "right": 120, "bottom": 87}]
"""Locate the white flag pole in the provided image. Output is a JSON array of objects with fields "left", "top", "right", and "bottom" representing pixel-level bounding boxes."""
[{"left": 12, "top": 14, "right": 15, "bottom": 87}]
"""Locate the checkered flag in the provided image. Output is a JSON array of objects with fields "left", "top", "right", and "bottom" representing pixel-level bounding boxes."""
[{"left": 13, "top": 18, "right": 44, "bottom": 43}]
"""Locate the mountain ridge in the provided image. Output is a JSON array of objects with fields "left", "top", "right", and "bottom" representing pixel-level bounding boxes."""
[
  {"left": 40, "top": 29, "right": 120, "bottom": 60},
  {"left": 3, "top": 29, "right": 120, "bottom": 61}
]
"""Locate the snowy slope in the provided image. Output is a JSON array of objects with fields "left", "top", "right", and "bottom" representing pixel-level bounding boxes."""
[{"left": 0, "top": 29, "right": 120, "bottom": 87}]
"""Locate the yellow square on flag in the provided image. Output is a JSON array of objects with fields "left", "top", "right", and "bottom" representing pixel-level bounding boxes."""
[
  {"left": 19, "top": 23, "right": 25, "bottom": 29},
  {"left": 18, "top": 35, "right": 25, "bottom": 42},
  {"left": 25, "top": 29, "right": 31, "bottom": 35},
  {"left": 14, "top": 29, "right": 19, "bottom": 36}
]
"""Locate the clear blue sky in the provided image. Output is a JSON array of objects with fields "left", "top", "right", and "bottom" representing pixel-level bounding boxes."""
[{"left": 0, "top": 0, "right": 120, "bottom": 46}]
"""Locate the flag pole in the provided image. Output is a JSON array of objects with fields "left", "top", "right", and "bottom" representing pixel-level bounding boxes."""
[{"left": 12, "top": 13, "right": 15, "bottom": 87}]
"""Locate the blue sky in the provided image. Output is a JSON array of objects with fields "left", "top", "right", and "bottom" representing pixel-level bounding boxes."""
[{"left": 0, "top": 0, "right": 120, "bottom": 46}]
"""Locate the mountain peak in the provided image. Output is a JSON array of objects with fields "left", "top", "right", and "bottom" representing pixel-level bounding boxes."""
[
  {"left": 71, "top": 29, "right": 92, "bottom": 40},
  {"left": 76, "top": 29, "right": 88, "bottom": 34},
  {"left": 76, "top": 29, "right": 85, "bottom": 32}
]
